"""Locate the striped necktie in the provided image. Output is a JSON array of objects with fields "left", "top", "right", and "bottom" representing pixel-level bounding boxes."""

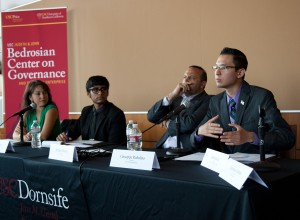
[{"left": 229, "top": 98, "right": 236, "bottom": 123}]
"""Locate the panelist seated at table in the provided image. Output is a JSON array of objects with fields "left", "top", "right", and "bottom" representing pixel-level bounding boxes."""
[
  {"left": 56, "top": 75, "right": 126, "bottom": 145},
  {"left": 147, "top": 65, "right": 211, "bottom": 151},
  {"left": 12, "top": 80, "right": 62, "bottom": 141},
  {"left": 190, "top": 47, "right": 296, "bottom": 154}
]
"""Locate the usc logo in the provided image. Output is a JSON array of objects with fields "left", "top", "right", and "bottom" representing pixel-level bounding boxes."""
[{"left": 0, "top": 177, "right": 18, "bottom": 198}]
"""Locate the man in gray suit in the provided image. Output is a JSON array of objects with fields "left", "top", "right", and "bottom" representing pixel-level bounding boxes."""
[
  {"left": 190, "top": 47, "right": 295, "bottom": 154},
  {"left": 147, "top": 65, "right": 211, "bottom": 151}
]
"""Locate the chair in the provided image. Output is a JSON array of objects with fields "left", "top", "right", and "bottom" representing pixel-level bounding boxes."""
[{"left": 280, "top": 125, "right": 297, "bottom": 159}]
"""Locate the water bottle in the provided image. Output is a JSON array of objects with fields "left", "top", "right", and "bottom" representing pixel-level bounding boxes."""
[
  {"left": 126, "top": 120, "right": 134, "bottom": 150},
  {"left": 31, "top": 120, "right": 41, "bottom": 148},
  {"left": 129, "top": 123, "right": 142, "bottom": 151}
]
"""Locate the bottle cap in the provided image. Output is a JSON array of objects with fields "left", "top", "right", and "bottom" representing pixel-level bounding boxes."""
[{"left": 128, "top": 120, "right": 134, "bottom": 124}]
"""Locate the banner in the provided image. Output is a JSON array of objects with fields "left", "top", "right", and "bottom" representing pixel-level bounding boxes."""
[{"left": 1, "top": 8, "right": 69, "bottom": 137}]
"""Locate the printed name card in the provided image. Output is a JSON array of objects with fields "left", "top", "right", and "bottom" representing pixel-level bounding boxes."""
[
  {"left": 0, "top": 139, "right": 15, "bottom": 153},
  {"left": 201, "top": 148, "right": 267, "bottom": 190},
  {"left": 48, "top": 144, "right": 78, "bottom": 162},
  {"left": 110, "top": 149, "right": 160, "bottom": 171},
  {"left": 219, "top": 158, "right": 268, "bottom": 189},
  {"left": 201, "top": 148, "right": 229, "bottom": 173}
]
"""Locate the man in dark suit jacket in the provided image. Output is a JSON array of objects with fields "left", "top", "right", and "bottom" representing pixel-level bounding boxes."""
[
  {"left": 57, "top": 75, "right": 126, "bottom": 145},
  {"left": 190, "top": 47, "right": 295, "bottom": 154},
  {"left": 147, "top": 65, "right": 211, "bottom": 151}
]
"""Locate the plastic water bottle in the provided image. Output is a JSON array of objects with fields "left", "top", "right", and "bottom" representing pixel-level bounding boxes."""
[
  {"left": 126, "top": 120, "right": 134, "bottom": 150},
  {"left": 129, "top": 123, "right": 142, "bottom": 150},
  {"left": 31, "top": 120, "right": 41, "bottom": 148}
]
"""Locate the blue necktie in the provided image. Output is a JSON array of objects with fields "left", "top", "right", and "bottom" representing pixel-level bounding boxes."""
[{"left": 229, "top": 99, "right": 236, "bottom": 123}]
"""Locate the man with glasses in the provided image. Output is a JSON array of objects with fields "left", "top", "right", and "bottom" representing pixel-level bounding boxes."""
[
  {"left": 190, "top": 47, "right": 295, "bottom": 154},
  {"left": 147, "top": 65, "right": 211, "bottom": 151},
  {"left": 57, "top": 75, "right": 126, "bottom": 144}
]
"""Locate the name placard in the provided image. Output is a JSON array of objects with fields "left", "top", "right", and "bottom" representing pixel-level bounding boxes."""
[
  {"left": 48, "top": 144, "right": 78, "bottom": 162},
  {"left": 201, "top": 148, "right": 267, "bottom": 190},
  {"left": 219, "top": 158, "right": 267, "bottom": 190},
  {"left": 0, "top": 139, "right": 15, "bottom": 153},
  {"left": 110, "top": 149, "right": 160, "bottom": 171},
  {"left": 201, "top": 148, "right": 229, "bottom": 173}
]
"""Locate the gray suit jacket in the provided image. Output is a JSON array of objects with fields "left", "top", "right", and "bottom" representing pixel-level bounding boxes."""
[
  {"left": 147, "top": 91, "right": 211, "bottom": 150},
  {"left": 190, "top": 81, "right": 295, "bottom": 154}
]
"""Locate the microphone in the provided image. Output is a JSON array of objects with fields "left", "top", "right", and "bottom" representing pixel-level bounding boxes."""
[
  {"left": 165, "top": 99, "right": 191, "bottom": 157},
  {"left": 258, "top": 106, "right": 266, "bottom": 161},
  {"left": 143, "top": 99, "right": 191, "bottom": 134},
  {"left": 12, "top": 103, "right": 36, "bottom": 117},
  {"left": 10, "top": 103, "right": 36, "bottom": 147},
  {"left": 249, "top": 105, "right": 280, "bottom": 172},
  {"left": 158, "top": 99, "right": 190, "bottom": 123}
]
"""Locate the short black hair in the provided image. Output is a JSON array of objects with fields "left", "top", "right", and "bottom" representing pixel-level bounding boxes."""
[
  {"left": 220, "top": 47, "right": 248, "bottom": 70},
  {"left": 189, "top": 65, "right": 207, "bottom": 81},
  {"left": 86, "top": 75, "right": 110, "bottom": 92}
]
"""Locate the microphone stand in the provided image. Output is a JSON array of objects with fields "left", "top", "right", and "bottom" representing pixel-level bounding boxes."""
[
  {"left": 166, "top": 114, "right": 191, "bottom": 156},
  {"left": 12, "top": 113, "right": 31, "bottom": 147},
  {"left": 176, "top": 115, "right": 180, "bottom": 148},
  {"left": 249, "top": 106, "right": 280, "bottom": 172}
]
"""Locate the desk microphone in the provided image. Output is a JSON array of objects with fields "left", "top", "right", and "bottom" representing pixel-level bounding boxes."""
[
  {"left": 158, "top": 99, "right": 190, "bottom": 124},
  {"left": 0, "top": 103, "right": 37, "bottom": 128},
  {"left": 249, "top": 106, "right": 280, "bottom": 172},
  {"left": 165, "top": 100, "right": 192, "bottom": 157},
  {"left": 0, "top": 103, "right": 37, "bottom": 147},
  {"left": 7, "top": 103, "right": 37, "bottom": 147},
  {"left": 142, "top": 99, "right": 190, "bottom": 135},
  {"left": 12, "top": 103, "right": 37, "bottom": 117}
]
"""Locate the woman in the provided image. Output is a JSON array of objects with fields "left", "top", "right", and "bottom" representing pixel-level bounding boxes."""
[{"left": 13, "top": 80, "right": 61, "bottom": 141}]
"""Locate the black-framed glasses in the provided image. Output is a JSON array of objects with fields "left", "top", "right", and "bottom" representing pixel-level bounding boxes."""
[
  {"left": 89, "top": 86, "right": 108, "bottom": 94},
  {"left": 212, "top": 65, "right": 236, "bottom": 71}
]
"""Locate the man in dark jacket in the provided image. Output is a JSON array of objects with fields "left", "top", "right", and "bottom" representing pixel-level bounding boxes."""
[
  {"left": 147, "top": 65, "right": 211, "bottom": 151},
  {"left": 57, "top": 75, "right": 126, "bottom": 145},
  {"left": 190, "top": 47, "right": 295, "bottom": 154}
]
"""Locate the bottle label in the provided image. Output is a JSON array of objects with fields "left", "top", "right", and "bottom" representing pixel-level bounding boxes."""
[{"left": 129, "top": 135, "right": 141, "bottom": 143}]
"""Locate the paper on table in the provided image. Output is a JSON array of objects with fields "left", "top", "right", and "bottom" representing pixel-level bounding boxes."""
[
  {"left": 229, "top": 153, "right": 276, "bottom": 164},
  {"left": 174, "top": 152, "right": 205, "bottom": 161},
  {"left": 42, "top": 140, "right": 103, "bottom": 149},
  {"left": 66, "top": 140, "right": 102, "bottom": 148},
  {"left": 42, "top": 141, "right": 63, "bottom": 148},
  {"left": 175, "top": 152, "right": 276, "bottom": 164}
]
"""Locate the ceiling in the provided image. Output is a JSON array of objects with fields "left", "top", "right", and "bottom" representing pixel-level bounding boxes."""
[{"left": 1, "top": 0, "right": 41, "bottom": 11}]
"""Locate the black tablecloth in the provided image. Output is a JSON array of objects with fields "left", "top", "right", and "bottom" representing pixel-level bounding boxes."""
[{"left": 0, "top": 146, "right": 300, "bottom": 220}]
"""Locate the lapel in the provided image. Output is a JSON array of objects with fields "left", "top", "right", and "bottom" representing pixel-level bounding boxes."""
[
  {"left": 190, "top": 91, "right": 207, "bottom": 105},
  {"left": 181, "top": 91, "right": 208, "bottom": 113},
  {"left": 220, "top": 92, "right": 231, "bottom": 129},
  {"left": 82, "top": 106, "right": 94, "bottom": 133},
  {"left": 235, "top": 81, "right": 250, "bottom": 124}
]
